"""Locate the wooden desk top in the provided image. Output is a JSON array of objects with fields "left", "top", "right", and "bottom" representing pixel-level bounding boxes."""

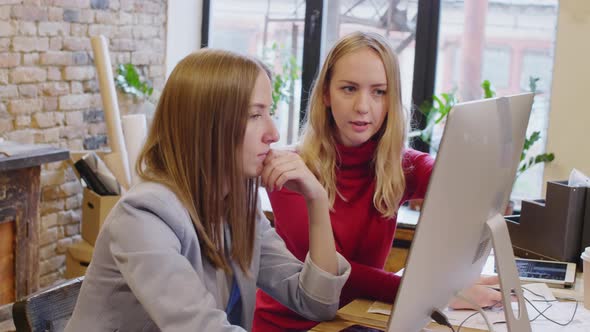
[
  {"left": 311, "top": 299, "right": 483, "bottom": 332},
  {"left": 313, "top": 272, "right": 585, "bottom": 332},
  {"left": 0, "top": 141, "right": 69, "bottom": 172}
]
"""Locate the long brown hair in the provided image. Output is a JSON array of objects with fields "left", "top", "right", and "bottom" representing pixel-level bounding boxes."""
[
  {"left": 136, "top": 49, "right": 269, "bottom": 273},
  {"left": 299, "top": 31, "right": 407, "bottom": 218}
]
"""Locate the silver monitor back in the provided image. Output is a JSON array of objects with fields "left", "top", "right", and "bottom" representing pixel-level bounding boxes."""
[{"left": 387, "top": 93, "right": 534, "bottom": 331}]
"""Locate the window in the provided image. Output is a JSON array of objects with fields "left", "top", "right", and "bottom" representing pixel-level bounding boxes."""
[
  {"left": 204, "top": 0, "right": 559, "bottom": 200},
  {"left": 204, "top": 0, "right": 434, "bottom": 148},
  {"left": 520, "top": 50, "right": 553, "bottom": 93},
  {"left": 207, "top": 0, "right": 305, "bottom": 147},
  {"left": 432, "top": 0, "right": 559, "bottom": 200},
  {"left": 322, "top": 0, "right": 419, "bottom": 109},
  {"left": 482, "top": 47, "right": 511, "bottom": 89}
]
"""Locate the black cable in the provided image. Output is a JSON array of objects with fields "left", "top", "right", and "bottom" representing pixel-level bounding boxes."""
[
  {"left": 491, "top": 287, "right": 553, "bottom": 325},
  {"left": 430, "top": 309, "right": 456, "bottom": 332},
  {"left": 520, "top": 295, "right": 578, "bottom": 326},
  {"left": 521, "top": 286, "right": 578, "bottom": 326},
  {"left": 447, "top": 285, "right": 580, "bottom": 331},
  {"left": 522, "top": 285, "right": 555, "bottom": 322},
  {"left": 491, "top": 286, "right": 579, "bottom": 327},
  {"left": 524, "top": 302, "right": 552, "bottom": 324}
]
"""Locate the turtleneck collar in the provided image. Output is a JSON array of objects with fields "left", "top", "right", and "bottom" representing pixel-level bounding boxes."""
[{"left": 335, "top": 139, "right": 378, "bottom": 180}]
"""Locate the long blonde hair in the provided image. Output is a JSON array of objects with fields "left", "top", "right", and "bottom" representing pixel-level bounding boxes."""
[
  {"left": 136, "top": 49, "right": 269, "bottom": 273},
  {"left": 299, "top": 31, "right": 407, "bottom": 218}
]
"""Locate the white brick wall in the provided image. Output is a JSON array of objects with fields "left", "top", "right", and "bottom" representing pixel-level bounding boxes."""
[{"left": 0, "top": 0, "right": 167, "bottom": 288}]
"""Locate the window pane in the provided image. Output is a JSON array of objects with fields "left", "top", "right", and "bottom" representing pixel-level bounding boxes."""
[
  {"left": 520, "top": 50, "right": 553, "bottom": 93},
  {"left": 322, "top": 0, "right": 418, "bottom": 110},
  {"left": 208, "top": 0, "right": 306, "bottom": 147},
  {"left": 482, "top": 47, "right": 511, "bottom": 88},
  {"left": 433, "top": 0, "right": 559, "bottom": 200}
]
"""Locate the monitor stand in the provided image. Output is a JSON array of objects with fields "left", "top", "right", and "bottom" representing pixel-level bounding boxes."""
[{"left": 487, "top": 213, "right": 532, "bottom": 332}]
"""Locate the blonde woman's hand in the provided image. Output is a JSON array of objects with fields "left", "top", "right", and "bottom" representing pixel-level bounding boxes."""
[
  {"left": 448, "top": 275, "right": 503, "bottom": 310},
  {"left": 261, "top": 150, "right": 327, "bottom": 202}
]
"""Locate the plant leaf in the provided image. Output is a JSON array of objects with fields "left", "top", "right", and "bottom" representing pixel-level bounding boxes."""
[
  {"left": 481, "top": 80, "right": 496, "bottom": 98},
  {"left": 529, "top": 76, "right": 540, "bottom": 93}
]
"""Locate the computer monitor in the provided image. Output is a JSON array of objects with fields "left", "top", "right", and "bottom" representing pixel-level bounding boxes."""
[{"left": 387, "top": 93, "right": 535, "bottom": 331}]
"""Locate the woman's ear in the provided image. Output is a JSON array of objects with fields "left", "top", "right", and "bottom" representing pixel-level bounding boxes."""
[{"left": 323, "top": 90, "right": 331, "bottom": 107}]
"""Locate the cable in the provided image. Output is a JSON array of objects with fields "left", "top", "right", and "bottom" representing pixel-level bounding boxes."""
[
  {"left": 520, "top": 286, "right": 578, "bottom": 326},
  {"left": 521, "top": 285, "right": 554, "bottom": 323},
  {"left": 450, "top": 286, "right": 579, "bottom": 331},
  {"left": 430, "top": 309, "right": 456, "bottom": 332},
  {"left": 514, "top": 293, "right": 578, "bottom": 327},
  {"left": 456, "top": 311, "right": 480, "bottom": 332},
  {"left": 521, "top": 285, "right": 544, "bottom": 299},
  {"left": 489, "top": 286, "right": 579, "bottom": 327},
  {"left": 456, "top": 300, "right": 502, "bottom": 332},
  {"left": 521, "top": 302, "right": 552, "bottom": 324},
  {"left": 454, "top": 292, "right": 495, "bottom": 332}
]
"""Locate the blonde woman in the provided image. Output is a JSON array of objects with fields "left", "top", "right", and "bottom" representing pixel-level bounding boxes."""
[
  {"left": 65, "top": 49, "right": 350, "bottom": 332},
  {"left": 253, "top": 32, "right": 501, "bottom": 331}
]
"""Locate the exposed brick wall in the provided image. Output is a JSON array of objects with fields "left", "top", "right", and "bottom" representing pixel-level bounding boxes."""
[{"left": 0, "top": 0, "right": 167, "bottom": 287}]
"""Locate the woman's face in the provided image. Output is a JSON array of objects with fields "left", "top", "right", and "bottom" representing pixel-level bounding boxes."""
[
  {"left": 242, "top": 71, "right": 279, "bottom": 177},
  {"left": 324, "top": 47, "right": 388, "bottom": 147}
]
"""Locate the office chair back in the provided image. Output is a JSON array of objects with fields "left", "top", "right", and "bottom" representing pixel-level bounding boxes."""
[{"left": 12, "top": 277, "right": 83, "bottom": 332}]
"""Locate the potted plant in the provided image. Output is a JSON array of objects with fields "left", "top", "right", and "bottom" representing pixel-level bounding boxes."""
[
  {"left": 114, "top": 63, "right": 158, "bottom": 123},
  {"left": 263, "top": 43, "right": 301, "bottom": 146}
]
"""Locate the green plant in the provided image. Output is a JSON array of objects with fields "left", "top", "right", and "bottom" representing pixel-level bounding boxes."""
[
  {"left": 518, "top": 131, "right": 554, "bottom": 178},
  {"left": 264, "top": 43, "right": 300, "bottom": 116},
  {"left": 411, "top": 77, "right": 554, "bottom": 179},
  {"left": 481, "top": 79, "right": 495, "bottom": 99},
  {"left": 515, "top": 77, "right": 555, "bottom": 179},
  {"left": 409, "top": 91, "right": 456, "bottom": 149},
  {"left": 115, "top": 64, "right": 153, "bottom": 99}
]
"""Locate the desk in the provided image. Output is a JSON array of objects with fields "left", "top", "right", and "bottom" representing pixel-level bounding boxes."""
[
  {"left": 311, "top": 299, "right": 483, "bottom": 332},
  {"left": 0, "top": 142, "right": 69, "bottom": 305},
  {"left": 312, "top": 272, "right": 585, "bottom": 332}
]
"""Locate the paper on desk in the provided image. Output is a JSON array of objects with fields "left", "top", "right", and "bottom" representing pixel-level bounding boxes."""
[
  {"left": 445, "top": 302, "right": 533, "bottom": 332},
  {"left": 445, "top": 301, "right": 590, "bottom": 332},
  {"left": 443, "top": 283, "right": 590, "bottom": 331},
  {"left": 365, "top": 269, "right": 403, "bottom": 315},
  {"left": 442, "top": 283, "right": 554, "bottom": 330},
  {"left": 367, "top": 283, "right": 556, "bottom": 316},
  {"left": 521, "top": 283, "right": 556, "bottom": 301},
  {"left": 368, "top": 301, "right": 392, "bottom": 315}
]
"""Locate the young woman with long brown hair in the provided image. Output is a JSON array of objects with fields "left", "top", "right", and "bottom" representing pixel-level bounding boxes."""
[{"left": 65, "top": 49, "right": 350, "bottom": 332}]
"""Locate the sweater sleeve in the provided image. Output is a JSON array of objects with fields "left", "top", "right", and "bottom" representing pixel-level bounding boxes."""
[
  {"left": 341, "top": 260, "right": 400, "bottom": 304},
  {"left": 256, "top": 209, "right": 351, "bottom": 322},
  {"left": 403, "top": 149, "right": 435, "bottom": 201}
]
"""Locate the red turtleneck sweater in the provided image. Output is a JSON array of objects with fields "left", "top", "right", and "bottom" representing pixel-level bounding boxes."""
[{"left": 253, "top": 140, "right": 434, "bottom": 331}]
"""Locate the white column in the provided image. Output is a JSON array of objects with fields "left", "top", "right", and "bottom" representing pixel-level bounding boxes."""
[
  {"left": 166, "top": 0, "right": 203, "bottom": 79},
  {"left": 544, "top": 0, "right": 590, "bottom": 189}
]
